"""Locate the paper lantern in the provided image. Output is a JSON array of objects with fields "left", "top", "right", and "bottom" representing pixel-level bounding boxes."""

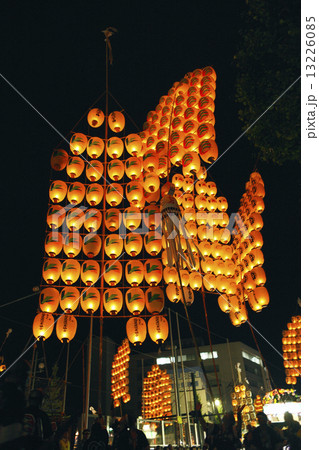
[
  {"left": 107, "top": 137, "right": 124, "bottom": 159},
  {"left": 86, "top": 183, "right": 104, "bottom": 206},
  {"left": 125, "top": 261, "right": 144, "bottom": 286},
  {"left": 81, "top": 260, "right": 100, "bottom": 286},
  {"left": 203, "top": 274, "right": 217, "bottom": 291},
  {"left": 144, "top": 173, "right": 160, "bottom": 193},
  {"left": 63, "top": 233, "right": 82, "bottom": 258},
  {"left": 144, "top": 188, "right": 160, "bottom": 204},
  {"left": 166, "top": 283, "right": 181, "bottom": 303},
  {"left": 60, "top": 286, "right": 80, "bottom": 312},
  {"left": 123, "top": 207, "right": 142, "bottom": 231},
  {"left": 49, "top": 180, "right": 67, "bottom": 203},
  {"left": 80, "top": 287, "right": 100, "bottom": 313},
  {"left": 103, "top": 260, "right": 122, "bottom": 286},
  {"left": 61, "top": 259, "right": 81, "bottom": 285},
  {"left": 104, "top": 209, "right": 122, "bottom": 232},
  {"left": 125, "top": 157, "right": 142, "bottom": 180},
  {"left": 144, "top": 231, "right": 162, "bottom": 256},
  {"left": 107, "top": 159, "right": 124, "bottom": 181},
  {"left": 33, "top": 312, "right": 54, "bottom": 341},
  {"left": 169, "top": 145, "right": 185, "bottom": 166},
  {"left": 106, "top": 183, "right": 124, "bottom": 207},
  {"left": 144, "top": 259, "right": 162, "bottom": 286},
  {"left": 143, "top": 205, "right": 161, "bottom": 230},
  {"left": 86, "top": 160, "right": 104, "bottom": 181},
  {"left": 45, "top": 231, "right": 63, "bottom": 257},
  {"left": 70, "top": 133, "right": 87, "bottom": 155},
  {"left": 125, "top": 287, "right": 145, "bottom": 315},
  {"left": 87, "top": 108, "right": 105, "bottom": 127},
  {"left": 103, "top": 288, "right": 123, "bottom": 315},
  {"left": 84, "top": 209, "right": 102, "bottom": 232},
  {"left": 51, "top": 149, "right": 68, "bottom": 171},
  {"left": 66, "top": 156, "right": 85, "bottom": 179},
  {"left": 181, "top": 286, "right": 194, "bottom": 306},
  {"left": 198, "top": 139, "right": 218, "bottom": 163},
  {"left": 126, "top": 317, "right": 147, "bottom": 345},
  {"left": 189, "top": 272, "right": 202, "bottom": 290},
  {"left": 86, "top": 137, "right": 104, "bottom": 159},
  {"left": 47, "top": 205, "right": 65, "bottom": 229},
  {"left": 124, "top": 233, "right": 143, "bottom": 256},
  {"left": 56, "top": 314, "right": 77, "bottom": 343},
  {"left": 108, "top": 111, "right": 125, "bottom": 133},
  {"left": 163, "top": 267, "right": 178, "bottom": 284},
  {"left": 65, "top": 208, "right": 85, "bottom": 231},
  {"left": 83, "top": 234, "right": 102, "bottom": 258},
  {"left": 148, "top": 315, "right": 169, "bottom": 344},
  {"left": 126, "top": 181, "right": 144, "bottom": 205},
  {"left": 145, "top": 287, "right": 165, "bottom": 314},
  {"left": 67, "top": 182, "right": 85, "bottom": 205},
  {"left": 125, "top": 134, "right": 143, "bottom": 157},
  {"left": 218, "top": 294, "right": 231, "bottom": 313},
  {"left": 251, "top": 267, "right": 266, "bottom": 286},
  {"left": 42, "top": 258, "right": 62, "bottom": 284},
  {"left": 104, "top": 235, "right": 123, "bottom": 259},
  {"left": 39, "top": 287, "right": 59, "bottom": 313}
]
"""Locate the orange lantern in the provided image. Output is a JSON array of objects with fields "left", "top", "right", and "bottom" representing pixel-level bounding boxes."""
[
  {"left": 163, "top": 267, "right": 178, "bottom": 284},
  {"left": 87, "top": 137, "right": 104, "bottom": 159},
  {"left": 47, "top": 205, "right": 65, "bottom": 229},
  {"left": 126, "top": 317, "right": 147, "bottom": 345},
  {"left": 125, "top": 134, "right": 143, "bottom": 157},
  {"left": 103, "top": 288, "right": 123, "bottom": 315},
  {"left": 43, "top": 258, "right": 62, "bottom": 284},
  {"left": 144, "top": 173, "right": 160, "bottom": 193},
  {"left": 123, "top": 207, "right": 142, "bottom": 231},
  {"left": 143, "top": 205, "right": 161, "bottom": 230},
  {"left": 86, "top": 160, "right": 104, "bottom": 181},
  {"left": 107, "top": 159, "right": 125, "bottom": 181},
  {"left": 67, "top": 182, "right": 85, "bottom": 205},
  {"left": 251, "top": 267, "right": 266, "bottom": 286},
  {"left": 45, "top": 231, "right": 63, "bottom": 257},
  {"left": 125, "top": 287, "right": 145, "bottom": 315},
  {"left": 50, "top": 149, "right": 68, "bottom": 171},
  {"left": 49, "top": 180, "right": 67, "bottom": 203},
  {"left": 60, "top": 286, "right": 80, "bottom": 312},
  {"left": 182, "top": 152, "right": 201, "bottom": 176},
  {"left": 107, "top": 137, "right": 124, "bottom": 159},
  {"left": 70, "top": 133, "right": 88, "bottom": 155},
  {"left": 166, "top": 283, "right": 181, "bottom": 303},
  {"left": 56, "top": 314, "right": 77, "bottom": 342},
  {"left": 83, "top": 234, "right": 102, "bottom": 258},
  {"left": 106, "top": 183, "right": 124, "bottom": 207},
  {"left": 169, "top": 145, "right": 185, "bottom": 166},
  {"left": 104, "top": 235, "right": 124, "bottom": 259},
  {"left": 66, "top": 208, "right": 85, "bottom": 231},
  {"left": 189, "top": 271, "right": 202, "bottom": 290},
  {"left": 218, "top": 294, "right": 231, "bottom": 313},
  {"left": 80, "top": 287, "right": 100, "bottom": 313},
  {"left": 39, "top": 287, "right": 59, "bottom": 313},
  {"left": 125, "top": 157, "right": 142, "bottom": 180},
  {"left": 87, "top": 108, "right": 105, "bottom": 128},
  {"left": 148, "top": 316, "right": 169, "bottom": 344},
  {"left": 144, "top": 188, "right": 160, "bottom": 204},
  {"left": 86, "top": 183, "right": 104, "bottom": 206},
  {"left": 144, "top": 231, "right": 162, "bottom": 256},
  {"left": 124, "top": 233, "right": 143, "bottom": 257},
  {"left": 66, "top": 156, "right": 85, "bottom": 179},
  {"left": 198, "top": 139, "right": 218, "bottom": 163},
  {"left": 108, "top": 111, "right": 125, "bottom": 133},
  {"left": 33, "top": 312, "right": 54, "bottom": 340},
  {"left": 61, "top": 259, "right": 81, "bottom": 285},
  {"left": 81, "top": 260, "right": 100, "bottom": 286},
  {"left": 63, "top": 233, "right": 82, "bottom": 258},
  {"left": 125, "top": 261, "right": 144, "bottom": 286},
  {"left": 84, "top": 209, "right": 102, "bottom": 232},
  {"left": 105, "top": 209, "right": 122, "bottom": 232},
  {"left": 103, "top": 260, "right": 122, "bottom": 286},
  {"left": 144, "top": 259, "right": 162, "bottom": 286},
  {"left": 143, "top": 150, "right": 159, "bottom": 173},
  {"left": 145, "top": 287, "right": 165, "bottom": 314},
  {"left": 126, "top": 181, "right": 144, "bottom": 205}
]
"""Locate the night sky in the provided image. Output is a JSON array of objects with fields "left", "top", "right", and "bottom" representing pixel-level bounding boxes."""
[{"left": 1, "top": 0, "right": 300, "bottom": 400}]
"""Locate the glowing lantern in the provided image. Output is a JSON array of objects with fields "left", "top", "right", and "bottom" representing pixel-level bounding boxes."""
[
  {"left": 67, "top": 182, "right": 85, "bottom": 205},
  {"left": 181, "top": 286, "right": 194, "bottom": 306},
  {"left": 182, "top": 194, "right": 194, "bottom": 209},
  {"left": 125, "top": 233, "right": 143, "bottom": 256},
  {"left": 61, "top": 259, "right": 81, "bottom": 285},
  {"left": 251, "top": 196, "right": 265, "bottom": 214},
  {"left": 182, "top": 152, "right": 200, "bottom": 176},
  {"left": 104, "top": 235, "right": 124, "bottom": 259},
  {"left": 47, "top": 205, "right": 65, "bottom": 229},
  {"left": 63, "top": 233, "right": 82, "bottom": 258},
  {"left": 203, "top": 274, "right": 217, "bottom": 291},
  {"left": 125, "top": 134, "right": 143, "bottom": 156},
  {"left": 66, "top": 156, "right": 85, "bottom": 179},
  {"left": 144, "top": 259, "right": 162, "bottom": 286},
  {"left": 123, "top": 207, "right": 142, "bottom": 231},
  {"left": 106, "top": 183, "right": 124, "bottom": 207},
  {"left": 248, "top": 248, "right": 264, "bottom": 268},
  {"left": 49, "top": 180, "right": 67, "bottom": 203},
  {"left": 144, "top": 173, "right": 160, "bottom": 193},
  {"left": 218, "top": 294, "right": 231, "bottom": 313},
  {"left": 189, "top": 272, "right": 202, "bottom": 290},
  {"left": 247, "top": 213, "right": 264, "bottom": 232},
  {"left": 87, "top": 137, "right": 104, "bottom": 159},
  {"left": 251, "top": 267, "right": 266, "bottom": 286},
  {"left": 108, "top": 111, "right": 125, "bottom": 133},
  {"left": 70, "top": 133, "right": 87, "bottom": 155},
  {"left": 56, "top": 314, "right": 77, "bottom": 342},
  {"left": 51, "top": 149, "right": 68, "bottom": 171},
  {"left": 39, "top": 287, "right": 59, "bottom": 313},
  {"left": 125, "top": 157, "right": 142, "bottom": 180},
  {"left": 242, "top": 273, "right": 256, "bottom": 291},
  {"left": 183, "top": 119, "right": 198, "bottom": 134},
  {"left": 148, "top": 316, "right": 169, "bottom": 344},
  {"left": 125, "top": 288, "right": 145, "bottom": 315},
  {"left": 80, "top": 287, "right": 100, "bottom": 313},
  {"left": 83, "top": 234, "right": 102, "bottom": 258},
  {"left": 163, "top": 267, "right": 178, "bottom": 285},
  {"left": 195, "top": 194, "right": 207, "bottom": 211},
  {"left": 104, "top": 209, "right": 122, "bottom": 232},
  {"left": 85, "top": 161, "right": 103, "bottom": 182},
  {"left": 125, "top": 261, "right": 144, "bottom": 286},
  {"left": 87, "top": 108, "right": 105, "bottom": 128},
  {"left": 143, "top": 150, "right": 158, "bottom": 173},
  {"left": 126, "top": 181, "right": 144, "bottom": 205},
  {"left": 107, "top": 159, "right": 124, "bottom": 181},
  {"left": 103, "top": 288, "right": 123, "bottom": 315},
  {"left": 126, "top": 317, "right": 147, "bottom": 346},
  {"left": 144, "top": 231, "right": 162, "bottom": 256},
  {"left": 84, "top": 209, "right": 102, "bottom": 232},
  {"left": 43, "top": 258, "right": 61, "bottom": 284},
  {"left": 45, "top": 231, "right": 63, "bottom": 257},
  {"left": 33, "top": 313, "right": 54, "bottom": 340},
  {"left": 166, "top": 283, "right": 181, "bottom": 303},
  {"left": 60, "top": 286, "right": 80, "bottom": 312},
  {"left": 169, "top": 145, "right": 185, "bottom": 166},
  {"left": 248, "top": 287, "right": 269, "bottom": 311},
  {"left": 198, "top": 139, "right": 218, "bottom": 163},
  {"left": 183, "top": 176, "right": 195, "bottom": 193},
  {"left": 86, "top": 183, "right": 104, "bottom": 206},
  {"left": 144, "top": 188, "right": 160, "bottom": 204},
  {"left": 80, "top": 260, "right": 100, "bottom": 286},
  {"left": 106, "top": 137, "right": 124, "bottom": 159},
  {"left": 103, "top": 260, "right": 122, "bottom": 286}
]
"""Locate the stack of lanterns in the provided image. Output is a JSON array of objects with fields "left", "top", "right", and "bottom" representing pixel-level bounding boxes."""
[
  {"left": 231, "top": 384, "right": 257, "bottom": 428},
  {"left": 111, "top": 339, "right": 131, "bottom": 407},
  {"left": 282, "top": 315, "right": 301, "bottom": 385},
  {"left": 142, "top": 364, "right": 172, "bottom": 419},
  {"left": 254, "top": 394, "right": 264, "bottom": 413}
]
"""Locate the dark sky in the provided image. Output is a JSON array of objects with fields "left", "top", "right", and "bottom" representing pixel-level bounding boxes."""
[{"left": 1, "top": 0, "right": 300, "bottom": 395}]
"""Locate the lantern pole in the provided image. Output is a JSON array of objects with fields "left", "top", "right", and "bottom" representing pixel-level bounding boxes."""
[
  {"left": 26, "top": 342, "right": 37, "bottom": 398},
  {"left": 62, "top": 340, "right": 70, "bottom": 414},
  {"left": 168, "top": 308, "right": 181, "bottom": 446},
  {"left": 176, "top": 311, "right": 192, "bottom": 447},
  {"left": 84, "top": 312, "right": 94, "bottom": 428}
]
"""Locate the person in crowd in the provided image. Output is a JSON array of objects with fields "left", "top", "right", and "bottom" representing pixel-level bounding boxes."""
[
  {"left": 282, "top": 411, "right": 301, "bottom": 450},
  {"left": 195, "top": 401, "right": 220, "bottom": 449},
  {"left": 83, "top": 420, "right": 109, "bottom": 450},
  {"left": 24, "top": 388, "right": 53, "bottom": 449},
  {"left": 77, "top": 429, "right": 90, "bottom": 449},
  {"left": 213, "top": 408, "right": 244, "bottom": 449},
  {"left": 243, "top": 424, "right": 254, "bottom": 449},
  {"left": 249, "top": 411, "right": 283, "bottom": 449},
  {"left": 57, "top": 425, "right": 71, "bottom": 450},
  {"left": 113, "top": 413, "right": 149, "bottom": 450}
]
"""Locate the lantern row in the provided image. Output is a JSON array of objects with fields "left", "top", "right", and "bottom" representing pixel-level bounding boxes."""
[
  {"left": 231, "top": 384, "right": 257, "bottom": 427},
  {"left": 111, "top": 339, "right": 131, "bottom": 407},
  {"left": 282, "top": 315, "right": 301, "bottom": 385},
  {"left": 142, "top": 364, "right": 172, "bottom": 419}
]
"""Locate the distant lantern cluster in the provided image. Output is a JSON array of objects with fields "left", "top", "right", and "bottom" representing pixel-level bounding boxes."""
[
  {"left": 231, "top": 384, "right": 257, "bottom": 428},
  {"left": 142, "top": 364, "right": 172, "bottom": 419},
  {"left": 282, "top": 315, "right": 301, "bottom": 385},
  {"left": 111, "top": 339, "right": 131, "bottom": 407}
]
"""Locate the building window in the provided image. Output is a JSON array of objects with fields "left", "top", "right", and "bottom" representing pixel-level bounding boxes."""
[
  {"left": 200, "top": 351, "right": 218, "bottom": 360},
  {"left": 242, "top": 351, "right": 262, "bottom": 366}
]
